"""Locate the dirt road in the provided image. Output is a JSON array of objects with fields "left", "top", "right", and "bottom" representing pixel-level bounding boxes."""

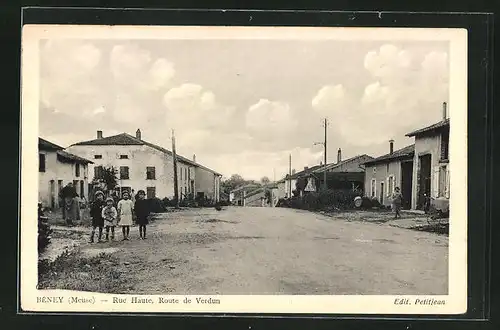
[{"left": 69, "top": 206, "right": 448, "bottom": 295}]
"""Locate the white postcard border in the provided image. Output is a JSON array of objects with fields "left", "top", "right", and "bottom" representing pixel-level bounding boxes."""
[{"left": 20, "top": 25, "right": 468, "bottom": 314}]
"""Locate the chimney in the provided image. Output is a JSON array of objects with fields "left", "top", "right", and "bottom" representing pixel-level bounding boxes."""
[
  {"left": 136, "top": 129, "right": 141, "bottom": 140},
  {"left": 292, "top": 169, "right": 296, "bottom": 175},
  {"left": 337, "top": 148, "right": 342, "bottom": 163},
  {"left": 389, "top": 139, "right": 394, "bottom": 154},
  {"left": 97, "top": 130, "right": 103, "bottom": 139},
  {"left": 304, "top": 166, "right": 309, "bottom": 171},
  {"left": 442, "top": 102, "right": 447, "bottom": 120},
  {"left": 193, "top": 154, "right": 196, "bottom": 162}
]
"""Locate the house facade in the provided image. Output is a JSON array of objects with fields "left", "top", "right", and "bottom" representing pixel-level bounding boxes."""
[
  {"left": 363, "top": 142, "right": 415, "bottom": 209},
  {"left": 65, "top": 130, "right": 222, "bottom": 202},
  {"left": 230, "top": 183, "right": 261, "bottom": 206},
  {"left": 406, "top": 104, "right": 450, "bottom": 211},
  {"left": 38, "top": 138, "right": 93, "bottom": 209}
]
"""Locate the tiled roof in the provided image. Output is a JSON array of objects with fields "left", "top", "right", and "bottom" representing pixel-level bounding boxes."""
[
  {"left": 244, "top": 187, "right": 265, "bottom": 199},
  {"left": 39, "top": 138, "right": 64, "bottom": 151},
  {"left": 57, "top": 150, "right": 93, "bottom": 164},
  {"left": 71, "top": 133, "right": 222, "bottom": 175},
  {"left": 311, "top": 154, "right": 374, "bottom": 174},
  {"left": 286, "top": 164, "right": 324, "bottom": 180},
  {"left": 230, "top": 183, "right": 261, "bottom": 194},
  {"left": 406, "top": 119, "right": 450, "bottom": 137},
  {"left": 363, "top": 144, "right": 415, "bottom": 166}
]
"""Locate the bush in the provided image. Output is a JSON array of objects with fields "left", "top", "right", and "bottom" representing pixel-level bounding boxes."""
[
  {"left": 38, "top": 203, "right": 52, "bottom": 254},
  {"left": 277, "top": 189, "right": 361, "bottom": 211},
  {"left": 148, "top": 197, "right": 166, "bottom": 213}
]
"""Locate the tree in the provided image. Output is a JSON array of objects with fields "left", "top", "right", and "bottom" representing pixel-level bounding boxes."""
[
  {"left": 92, "top": 166, "right": 118, "bottom": 194},
  {"left": 260, "top": 176, "right": 271, "bottom": 185},
  {"left": 221, "top": 174, "right": 247, "bottom": 194}
]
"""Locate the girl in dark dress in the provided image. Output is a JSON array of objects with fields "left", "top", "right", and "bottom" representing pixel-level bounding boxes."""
[
  {"left": 134, "top": 190, "right": 151, "bottom": 239},
  {"left": 89, "top": 191, "right": 105, "bottom": 243}
]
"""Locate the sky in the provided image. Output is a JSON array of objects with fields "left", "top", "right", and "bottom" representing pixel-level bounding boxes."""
[{"left": 38, "top": 36, "right": 449, "bottom": 181}]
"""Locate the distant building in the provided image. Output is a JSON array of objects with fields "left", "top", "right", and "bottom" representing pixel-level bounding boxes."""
[
  {"left": 363, "top": 142, "right": 415, "bottom": 209},
  {"left": 230, "top": 183, "right": 261, "bottom": 206},
  {"left": 406, "top": 102, "right": 450, "bottom": 211},
  {"left": 38, "top": 138, "right": 93, "bottom": 209},
  {"left": 65, "top": 129, "right": 222, "bottom": 202}
]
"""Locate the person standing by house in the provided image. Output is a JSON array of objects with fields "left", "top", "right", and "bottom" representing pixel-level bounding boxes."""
[
  {"left": 89, "top": 191, "right": 105, "bottom": 243},
  {"left": 59, "top": 182, "right": 78, "bottom": 226},
  {"left": 391, "top": 187, "right": 403, "bottom": 219},
  {"left": 134, "top": 190, "right": 151, "bottom": 239},
  {"left": 117, "top": 191, "right": 134, "bottom": 240},
  {"left": 102, "top": 197, "right": 118, "bottom": 241}
]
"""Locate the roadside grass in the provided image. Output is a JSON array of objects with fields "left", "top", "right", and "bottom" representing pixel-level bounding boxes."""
[{"left": 38, "top": 249, "right": 134, "bottom": 293}]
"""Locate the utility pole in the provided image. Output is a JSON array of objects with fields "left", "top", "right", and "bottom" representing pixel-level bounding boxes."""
[
  {"left": 314, "top": 118, "right": 328, "bottom": 191},
  {"left": 323, "top": 118, "right": 328, "bottom": 191},
  {"left": 288, "top": 154, "right": 292, "bottom": 197},
  {"left": 172, "top": 129, "right": 179, "bottom": 208}
]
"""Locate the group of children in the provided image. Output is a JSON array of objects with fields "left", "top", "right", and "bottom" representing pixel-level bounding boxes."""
[{"left": 89, "top": 189, "right": 151, "bottom": 243}]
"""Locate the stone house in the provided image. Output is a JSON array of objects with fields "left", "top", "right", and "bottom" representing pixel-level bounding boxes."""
[
  {"left": 406, "top": 102, "right": 450, "bottom": 211},
  {"left": 65, "top": 129, "right": 221, "bottom": 202},
  {"left": 363, "top": 142, "right": 415, "bottom": 209},
  {"left": 38, "top": 138, "right": 93, "bottom": 209},
  {"left": 230, "top": 183, "right": 261, "bottom": 206}
]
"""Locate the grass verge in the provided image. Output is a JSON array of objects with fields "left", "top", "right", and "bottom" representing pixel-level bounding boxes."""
[{"left": 38, "top": 249, "right": 134, "bottom": 293}]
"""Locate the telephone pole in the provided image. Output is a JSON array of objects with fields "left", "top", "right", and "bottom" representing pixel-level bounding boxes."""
[
  {"left": 172, "top": 129, "right": 179, "bottom": 208},
  {"left": 323, "top": 118, "right": 328, "bottom": 191},
  {"left": 288, "top": 154, "right": 292, "bottom": 197},
  {"left": 314, "top": 118, "right": 328, "bottom": 191}
]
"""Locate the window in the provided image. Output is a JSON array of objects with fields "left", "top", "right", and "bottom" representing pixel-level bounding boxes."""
[
  {"left": 438, "top": 166, "right": 447, "bottom": 197},
  {"left": 387, "top": 175, "right": 394, "bottom": 196},
  {"left": 146, "top": 187, "right": 156, "bottom": 199},
  {"left": 370, "top": 179, "right": 376, "bottom": 198},
  {"left": 94, "top": 166, "right": 104, "bottom": 179},
  {"left": 73, "top": 180, "right": 79, "bottom": 195},
  {"left": 184, "top": 168, "right": 187, "bottom": 181},
  {"left": 57, "top": 180, "right": 63, "bottom": 195},
  {"left": 180, "top": 167, "right": 183, "bottom": 180},
  {"left": 94, "top": 155, "right": 102, "bottom": 159},
  {"left": 39, "top": 153, "right": 46, "bottom": 172},
  {"left": 146, "top": 167, "right": 156, "bottom": 180},
  {"left": 120, "top": 155, "right": 129, "bottom": 159},
  {"left": 373, "top": 167, "right": 376, "bottom": 174},
  {"left": 120, "top": 166, "right": 129, "bottom": 180},
  {"left": 386, "top": 163, "right": 389, "bottom": 173},
  {"left": 188, "top": 168, "right": 191, "bottom": 181},
  {"left": 440, "top": 130, "right": 449, "bottom": 161},
  {"left": 75, "top": 163, "right": 80, "bottom": 177}
]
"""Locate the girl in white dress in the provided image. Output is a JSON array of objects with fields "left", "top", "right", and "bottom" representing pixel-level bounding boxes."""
[{"left": 117, "top": 191, "right": 134, "bottom": 240}]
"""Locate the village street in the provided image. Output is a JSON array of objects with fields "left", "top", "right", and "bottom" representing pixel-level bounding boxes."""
[{"left": 42, "top": 207, "right": 448, "bottom": 295}]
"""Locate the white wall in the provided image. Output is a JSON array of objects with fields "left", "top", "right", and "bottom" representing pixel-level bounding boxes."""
[
  {"left": 66, "top": 144, "right": 176, "bottom": 199},
  {"left": 38, "top": 150, "right": 89, "bottom": 209}
]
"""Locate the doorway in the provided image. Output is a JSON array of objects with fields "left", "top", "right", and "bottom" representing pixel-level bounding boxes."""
[
  {"left": 379, "top": 182, "right": 385, "bottom": 205},
  {"left": 49, "top": 180, "right": 55, "bottom": 209},
  {"left": 417, "top": 154, "right": 432, "bottom": 210},
  {"left": 400, "top": 161, "right": 413, "bottom": 210}
]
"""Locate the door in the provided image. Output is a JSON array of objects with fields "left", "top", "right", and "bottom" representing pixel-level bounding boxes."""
[
  {"left": 49, "top": 180, "right": 56, "bottom": 209},
  {"left": 418, "top": 154, "right": 432, "bottom": 210},
  {"left": 400, "top": 161, "right": 413, "bottom": 210},
  {"left": 380, "top": 182, "right": 384, "bottom": 205}
]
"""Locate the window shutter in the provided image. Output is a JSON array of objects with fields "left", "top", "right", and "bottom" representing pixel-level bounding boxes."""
[
  {"left": 386, "top": 177, "right": 389, "bottom": 196},
  {"left": 432, "top": 166, "right": 440, "bottom": 198},
  {"left": 445, "top": 166, "right": 450, "bottom": 199}
]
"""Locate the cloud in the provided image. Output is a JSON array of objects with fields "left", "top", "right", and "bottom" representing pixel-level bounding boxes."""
[
  {"left": 312, "top": 44, "right": 449, "bottom": 147},
  {"left": 245, "top": 99, "right": 298, "bottom": 140},
  {"left": 40, "top": 40, "right": 102, "bottom": 115},
  {"left": 163, "top": 83, "right": 234, "bottom": 131},
  {"left": 110, "top": 44, "right": 175, "bottom": 92}
]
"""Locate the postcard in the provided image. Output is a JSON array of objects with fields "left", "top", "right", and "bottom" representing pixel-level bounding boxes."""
[{"left": 21, "top": 24, "right": 467, "bottom": 314}]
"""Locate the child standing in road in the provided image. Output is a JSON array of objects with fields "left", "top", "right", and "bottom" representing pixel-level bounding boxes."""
[
  {"left": 117, "top": 191, "right": 134, "bottom": 240},
  {"left": 134, "top": 190, "right": 151, "bottom": 239},
  {"left": 102, "top": 197, "right": 118, "bottom": 241},
  {"left": 89, "top": 191, "right": 105, "bottom": 243},
  {"left": 391, "top": 187, "right": 403, "bottom": 219}
]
